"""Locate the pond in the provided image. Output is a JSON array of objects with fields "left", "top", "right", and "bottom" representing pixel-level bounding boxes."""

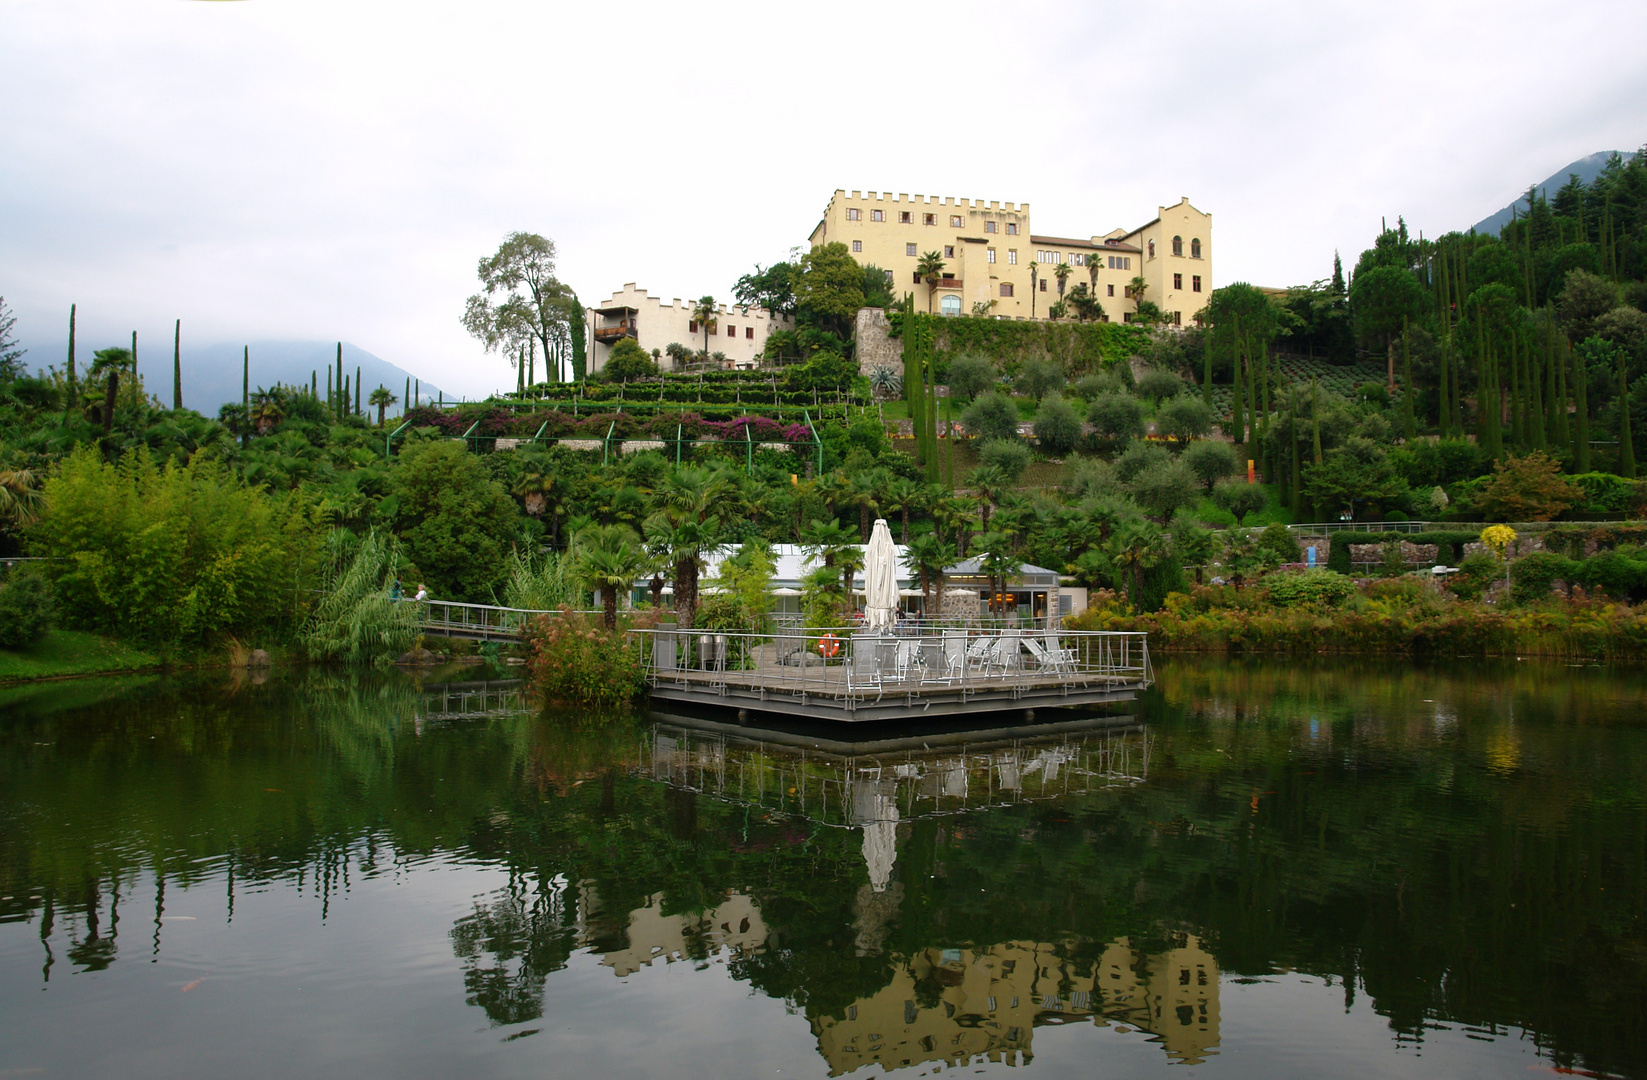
[{"left": 0, "top": 659, "right": 1643, "bottom": 1079}]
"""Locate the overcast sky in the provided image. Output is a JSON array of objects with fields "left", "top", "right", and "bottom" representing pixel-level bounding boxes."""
[{"left": 3, "top": 0, "right": 1645, "bottom": 397}]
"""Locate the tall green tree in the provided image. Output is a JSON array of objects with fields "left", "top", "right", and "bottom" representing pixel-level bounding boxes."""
[
  {"left": 916, "top": 251, "right": 946, "bottom": 314},
  {"left": 462, "top": 232, "right": 579, "bottom": 383}
]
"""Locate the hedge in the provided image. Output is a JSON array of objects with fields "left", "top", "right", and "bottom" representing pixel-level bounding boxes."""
[
  {"left": 887, "top": 313, "right": 1150, "bottom": 377},
  {"left": 1324, "top": 530, "right": 1482, "bottom": 574}
]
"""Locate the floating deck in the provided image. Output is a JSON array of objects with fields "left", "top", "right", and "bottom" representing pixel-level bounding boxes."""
[{"left": 632, "top": 626, "right": 1152, "bottom": 723}]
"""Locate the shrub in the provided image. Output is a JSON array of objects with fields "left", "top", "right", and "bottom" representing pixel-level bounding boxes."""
[
  {"left": 1115, "top": 439, "right": 1170, "bottom": 484},
  {"left": 944, "top": 354, "right": 997, "bottom": 402},
  {"left": 1156, "top": 395, "right": 1214, "bottom": 441},
  {"left": 1212, "top": 480, "right": 1267, "bottom": 523},
  {"left": 600, "top": 338, "right": 659, "bottom": 381},
  {"left": 32, "top": 447, "right": 320, "bottom": 645},
  {"left": 1474, "top": 452, "right": 1581, "bottom": 522},
  {"left": 0, "top": 566, "right": 53, "bottom": 649},
  {"left": 1133, "top": 367, "right": 1184, "bottom": 404},
  {"left": 1510, "top": 551, "right": 1575, "bottom": 604},
  {"left": 1355, "top": 382, "right": 1390, "bottom": 409},
  {"left": 1129, "top": 459, "right": 1200, "bottom": 522},
  {"left": 978, "top": 438, "right": 1032, "bottom": 481},
  {"left": 961, "top": 392, "right": 1021, "bottom": 443},
  {"left": 1256, "top": 522, "right": 1301, "bottom": 565},
  {"left": 1449, "top": 552, "right": 1501, "bottom": 601},
  {"left": 1015, "top": 357, "right": 1065, "bottom": 401},
  {"left": 1263, "top": 569, "right": 1357, "bottom": 609},
  {"left": 1087, "top": 393, "right": 1145, "bottom": 444},
  {"left": 1070, "top": 372, "right": 1122, "bottom": 401},
  {"left": 1032, "top": 395, "right": 1082, "bottom": 456},
  {"left": 522, "top": 609, "right": 647, "bottom": 710},
  {"left": 1182, "top": 440, "right": 1239, "bottom": 490}
]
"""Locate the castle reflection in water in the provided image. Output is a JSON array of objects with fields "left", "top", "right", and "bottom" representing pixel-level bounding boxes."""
[{"left": 555, "top": 721, "right": 1219, "bottom": 1073}]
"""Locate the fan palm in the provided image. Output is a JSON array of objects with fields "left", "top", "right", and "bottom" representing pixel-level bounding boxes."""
[
  {"left": 901, "top": 533, "right": 954, "bottom": 615},
  {"left": 574, "top": 524, "right": 647, "bottom": 629},
  {"left": 0, "top": 467, "right": 44, "bottom": 531},
  {"left": 916, "top": 251, "right": 946, "bottom": 314}
]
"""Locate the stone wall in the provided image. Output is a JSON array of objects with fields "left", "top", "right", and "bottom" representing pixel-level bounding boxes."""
[{"left": 855, "top": 307, "right": 902, "bottom": 377}]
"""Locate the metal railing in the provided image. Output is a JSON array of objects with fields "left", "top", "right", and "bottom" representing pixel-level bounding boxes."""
[
  {"left": 629, "top": 624, "right": 1151, "bottom": 706},
  {"left": 417, "top": 600, "right": 604, "bottom": 640}
]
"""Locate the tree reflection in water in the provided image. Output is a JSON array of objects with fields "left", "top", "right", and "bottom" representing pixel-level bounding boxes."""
[{"left": 0, "top": 659, "right": 1643, "bottom": 1078}]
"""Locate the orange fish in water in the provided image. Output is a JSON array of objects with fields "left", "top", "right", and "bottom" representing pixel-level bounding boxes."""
[{"left": 180, "top": 979, "right": 204, "bottom": 993}]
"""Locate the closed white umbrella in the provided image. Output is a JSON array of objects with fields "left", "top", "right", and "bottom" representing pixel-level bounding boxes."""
[
  {"left": 771, "top": 586, "right": 803, "bottom": 596},
  {"left": 862, "top": 518, "right": 899, "bottom": 632}
]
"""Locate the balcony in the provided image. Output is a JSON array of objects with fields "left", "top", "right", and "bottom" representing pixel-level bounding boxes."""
[{"left": 593, "top": 324, "right": 638, "bottom": 343}]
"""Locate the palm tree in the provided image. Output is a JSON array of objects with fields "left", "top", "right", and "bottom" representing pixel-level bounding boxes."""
[
  {"left": 916, "top": 251, "right": 946, "bottom": 314},
  {"left": 1087, "top": 252, "right": 1100, "bottom": 299},
  {"left": 691, "top": 297, "right": 718, "bottom": 361},
  {"left": 901, "top": 533, "right": 954, "bottom": 617},
  {"left": 884, "top": 476, "right": 925, "bottom": 542},
  {"left": 800, "top": 518, "right": 861, "bottom": 600},
  {"left": 248, "top": 388, "right": 286, "bottom": 435},
  {"left": 846, "top": 469, "right": 888, "bottom": 541},
  {"left": 573, "top": 524, "right": 647, "bottom": 629},
  {"left": 973, "top": 532, "right": 1018, "bottom": 614},
  {"left": 1112, "top": 520, "right": 1169, "bottom": 606},
  {"left": 0, "top": 467, "right": 44, "bottom": 531},
  {"left": 368, "top": 386, "right": 398, "bottom": 427},
  {"left": 965, "top": 465, "right": 1008, "bottom": 531}
]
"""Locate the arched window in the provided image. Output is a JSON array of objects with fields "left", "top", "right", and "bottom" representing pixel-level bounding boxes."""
[
  {"left": 940, "top": 295, "right": 962, "bottom": 317},
  {"left": 1191, "top": 237, "right": 1202, "bottom": 259},
  {"left": 1172, "top": 235, "right": 1183, "bottom": 256},
  {"left": 1147, "top": 239, "right": 1156, "bottom": 259}
]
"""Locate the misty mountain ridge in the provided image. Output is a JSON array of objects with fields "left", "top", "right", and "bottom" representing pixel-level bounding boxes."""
[
  {"left": 1469, "top": 150, "right": 1623, "bottom": 236},
  {"left": 10, "top": 338, "right": 446, "bottom": 416}
]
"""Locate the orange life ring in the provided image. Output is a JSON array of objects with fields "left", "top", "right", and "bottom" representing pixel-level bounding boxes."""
[{"left": 818, "top": 633, "right": 840, "bottom": 658}]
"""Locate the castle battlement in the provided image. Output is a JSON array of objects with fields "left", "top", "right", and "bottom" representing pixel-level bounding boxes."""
[
  {"left": 828, "top": 189, "right": 1028, "bottom": 214},
  {"left": 603, "top": 284, "right": 787, "bottom": 322}
]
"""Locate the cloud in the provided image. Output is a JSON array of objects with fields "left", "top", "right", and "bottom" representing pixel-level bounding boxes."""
[{"left": 3, "top": 0, "right": 1643, "bottom": 396}]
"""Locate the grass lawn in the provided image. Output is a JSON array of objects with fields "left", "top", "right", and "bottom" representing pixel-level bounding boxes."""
[{"left": 0, "top": 629, "right": 163, "bottom": 683}]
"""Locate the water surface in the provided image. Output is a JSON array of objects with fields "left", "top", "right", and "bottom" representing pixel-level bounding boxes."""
[{"left": 1, "top": 660, "right": 1643, "bottom": 1079}]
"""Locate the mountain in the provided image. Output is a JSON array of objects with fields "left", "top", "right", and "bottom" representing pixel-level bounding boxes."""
[
  {"left": 1469, "top": 151, "right": 1622, "bottom": 236},
  {"left": 155, "top": 340, "right": 443, "bottom": 416}
]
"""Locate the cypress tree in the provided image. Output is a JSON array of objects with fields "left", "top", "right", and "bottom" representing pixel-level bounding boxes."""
[
  {"left": 1290, "top": 390, "right": 1302, "bottom": 516},
  {"left": 355, "top": 365, "right": 361, "bottom": 416},
  {"left": 310, "top": 370, "right": 316, "bottom": 399},
  {"left": 1311, "top": 376, "right": 1322, "bottom": 465},
  {"left": 1401, "top": 316, "right": 1415, "bottom": 441},
  {"left": 404, "top": 376, "right": 410, "bottom": 415},
  {"left": 571, "top": 320, "right": 587, "bottom": 383},
  {"left": 242, "top": 345, "right": 249, "bottom": 414},
  {"left": 1573, "top": 340, "right": 1591, "bottom": 472},
  {"left": 343, "top": 375, "right": 351, "bottom": 418},
  {"left": 1202, "top": 331, "right": 1213, "bottom": 408},
  {"left": 1508, "top": 330, "right": 1524, "bottom": 450},
  {"left": 926, "top": 355, "right": 940, "bottom": 484},
  {"left": 1552, "top": 327, "right": 1569, "bottom": 450},
  {"left": 1230, "top": 313, "right": 1245, "bottom": 449},
  {"left": 172, "top": 319, "right": 182, "bottom": 411},
  {"left": 66, "top": 302, "right": 77, "bottom": 395},
  {"left": 414, "top": 378, "right": 420, "bottom": 408},
  {"left": 130, "top": 331, "right": 139, "bottom": 407},
  {"left": 1529, "top": 327, "right": 1547, "bottom": 452},
  {"left": 1618, "top": 347, "right": 1635, "bottom": 479}
]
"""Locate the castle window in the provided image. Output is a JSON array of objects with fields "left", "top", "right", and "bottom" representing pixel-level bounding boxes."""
[
  {"left": 871, "top": 209, "right": 884, "bottom": 222},
  {"left": 1000, "top": 283, "right": 1014, "bottom": 297},
  {"left": 940, "top": 295, "right": 962, "bottom": 316},
  {"left": 1173, "top": 273, "right": 1182, "bottom": 290},
  {"left": 987, "top": 248, "right": 996, "bottom": 263},
  {"left": 1193, "top": 275, "right": 1202, "bottom": 292},
  {"left": 1172, "top": 235, "right": 1183, "bottom": 256},
  {"left": 1006, "top": 223, "right": 1018, "bottom": 235},
  {"left": 852, "top": 240, "right": 862, "bottom": 252},
  {"left": 1007, "top": 249, "right": 1017, "bottom": 265},
  {"left": 950, "top": 215, "right": 963, "bottom": 228},
  {"left": 906, "top": 243, "right": 918, "bottom": 257},
  {"left": 900, "top": 211, "right": 912, "bottom": 224},
  {"left": 1107, "top": 284, "right": 1114, "bottom": 296},
  {"left": 1040, "top": 279, "right": 1047, "bottom": 292},
  {"left": 924, "top": 213, "right": 937, "bottom": 225},
  {"left": 944, "top": 245, "right": 955, "bottom": 259},
  {"left": 846, "top": 208, "right": 861, "bottom": 221},
  {"left": 984, "top": 220, "right": 997, "bottom": 233},
  {"left": 883, "top": 269, "right": 894, "bottom": 284},
  {"left": 1148, "top": 239, "right": 1156, "bottom": 258},
  {"left": 746, "top": 327, "right": 754, "bottom": 339},
  {"left": 688, "top": 320, "right": 698, "bottom": 333},
  {"left": 727, "top": 324, "right": 735, "bottom": 337},
  {"left": 1191, "top": 237, "right": 1202, "bottom": 258}
]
